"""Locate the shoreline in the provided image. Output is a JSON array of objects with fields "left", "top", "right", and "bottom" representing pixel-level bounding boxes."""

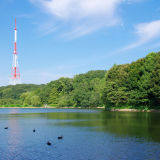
[
  {"left": 109, "top": 108, "right": 160, "bottom": 112},
  {"left": 0, "top": 107, "right": 160, "bottom": 112},
  {"left": 0, "top": 106, "right": 105, "bottom": 109}
]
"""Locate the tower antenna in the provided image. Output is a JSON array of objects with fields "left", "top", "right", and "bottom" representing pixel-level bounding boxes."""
[{"left": 10, "top": 18, "right": 21, "bottom": 85}]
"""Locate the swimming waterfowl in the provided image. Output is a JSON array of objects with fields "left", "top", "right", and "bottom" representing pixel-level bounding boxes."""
[
  {"left": 58, "top": 136, "right": 63, "bottom": 139},
  {"left": 33, "top": 129, "right": 36, "bottom": 132},
  {"left": 4, "top": 127, "right": 8, "bottom": 129},
  {"left": 47, "top": 141, "right": 52, "bottom": 145}
]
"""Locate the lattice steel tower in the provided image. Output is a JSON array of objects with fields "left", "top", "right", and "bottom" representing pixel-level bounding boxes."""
[{"left": 10, "top": 18, "right": 21, "bottom": 85}]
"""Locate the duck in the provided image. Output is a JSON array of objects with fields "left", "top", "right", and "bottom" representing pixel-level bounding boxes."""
[
  {"left": 47, "top": 141, "right": 52, "bottom": 146},
  {"left": 58, "top": 136, "right": 63, "bottom": 139},
  {"left": 33, "top": 129, "right": 36, "bottom": 132},
  {"left": 4, "top": 127, "right": 8, "bottom": 129}
]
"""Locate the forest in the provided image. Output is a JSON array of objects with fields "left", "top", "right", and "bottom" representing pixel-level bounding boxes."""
[{"left": 0, "top": 52, "right": 160, "bottom": 109}]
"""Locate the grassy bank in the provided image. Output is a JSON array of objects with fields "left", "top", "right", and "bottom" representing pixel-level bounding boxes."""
[
  {"left": 105, "top": 105, "right": 160, "bottom": 112},
  {"left": 0, "top": 105, "right": 160, "bottom": 112},
  {"left": 107, "top": 108, "right": 160, "bottom": 112}
]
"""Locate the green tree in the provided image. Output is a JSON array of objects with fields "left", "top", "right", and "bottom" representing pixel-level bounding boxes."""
[{"left": 20, "top": 92, "right": 41, "bottom": 106}]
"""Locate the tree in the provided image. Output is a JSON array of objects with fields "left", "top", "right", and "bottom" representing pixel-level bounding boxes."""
[
  {"left": 20, "top": 92, "right": 41, "bottom": 106},
  {"left": 103, "top": 52, "right": 160, "bottom": 109}
]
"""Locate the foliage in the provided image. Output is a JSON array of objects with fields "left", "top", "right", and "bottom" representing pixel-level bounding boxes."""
[
  {"left": 0, "top": 70, "right": 106, "bottom": 107},
  {"left": 0, "top": 52, "right": 160, "bottom": 109},
  {"left": 103, "top": 52, "right": 160, "bottom": 109},
  {"left": 20, "top": 92, "right": 41, "bottom": 106},
  {"left": 44, "top": 71, "right": 106, "bottom": 107},
  {"left": 0, "top": 84, "right": 42, "bottom": 107}
]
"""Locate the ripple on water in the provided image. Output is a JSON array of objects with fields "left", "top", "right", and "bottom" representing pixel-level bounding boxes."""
[{"left": 0, "top": 108, "right": 160, "bottom": 160}]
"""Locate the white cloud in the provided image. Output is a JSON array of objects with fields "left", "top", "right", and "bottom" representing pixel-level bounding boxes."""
[
  {"left": 39, "top": 0, "right": 122, "bottom": 20},
  {"left": 29, "top": 0, "right": 126, "bottom": 37},
  {"left": 124, "top": 20, "right": 160, "bottom": 50}
]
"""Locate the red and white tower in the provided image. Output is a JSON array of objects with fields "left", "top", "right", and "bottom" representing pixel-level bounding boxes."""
[{"left": 10, "top": 18, "right": 21, "bottom": 85}]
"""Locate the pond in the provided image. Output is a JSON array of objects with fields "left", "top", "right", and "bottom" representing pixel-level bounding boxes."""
[{"left": 0, "top": 108, "right": 160, "bottom": 160}]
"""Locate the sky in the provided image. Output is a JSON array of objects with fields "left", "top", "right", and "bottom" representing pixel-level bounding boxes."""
[{"left": 0, "top": 0, "right": 160, "bottom": 86}]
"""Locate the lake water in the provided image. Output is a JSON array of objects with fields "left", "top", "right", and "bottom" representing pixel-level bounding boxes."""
[{"left": 0, "top": 108, "right": 160, "bottom": 160}]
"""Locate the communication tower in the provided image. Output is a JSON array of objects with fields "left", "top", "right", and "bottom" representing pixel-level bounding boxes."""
[{"left": 10, "top": 18, "right": 21, "bottom": 85}]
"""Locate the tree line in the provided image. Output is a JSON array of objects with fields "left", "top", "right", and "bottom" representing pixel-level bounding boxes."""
[
  {"left": 103, "top": 52, "right": 160, "bottom": 109},
  {"left": 0, "top": 52, "right": 160, "bottom": 109}
]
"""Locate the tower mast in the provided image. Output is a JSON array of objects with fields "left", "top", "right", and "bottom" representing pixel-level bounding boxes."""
[{"left": 10, "top": 18, "right": 21, "bottom": 85}]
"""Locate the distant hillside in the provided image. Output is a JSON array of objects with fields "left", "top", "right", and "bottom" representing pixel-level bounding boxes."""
[
  {"left": 0, "top": 70, "right": 106, "bottom": 107},
  {"left": 0, "top": 84, "right": 43, "bottom": 106},
  {"left": 103, "top": 52, "right": 160, "bottom": 109},
  {"left": 0, "top": 52, "right": 160, "bottom": 109}
]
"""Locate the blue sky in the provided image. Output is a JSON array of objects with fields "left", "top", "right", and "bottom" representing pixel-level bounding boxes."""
[{"left": 0, "top": 0, "right": 160, "bottom": 86}]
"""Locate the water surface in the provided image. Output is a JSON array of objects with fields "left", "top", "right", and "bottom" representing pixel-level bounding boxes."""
[{"left": 0, "top": 108, "right": 160, "bottom": 160}]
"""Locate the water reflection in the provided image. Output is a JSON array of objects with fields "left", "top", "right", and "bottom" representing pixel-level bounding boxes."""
[
  {"left": 0, "top": 109, "right": 160, "bottom": 160},
  {"left": 7, "top": 117, "right": 22, "bottom": 159},
  {"left": 9, "top": 109, "right": 20, "bottom": 114},
  {"left": 28, "top": 111, "right": 160, "bottom": 142},
  {"left": 3, "top": 110, "right": 160, "bottom": 142}
]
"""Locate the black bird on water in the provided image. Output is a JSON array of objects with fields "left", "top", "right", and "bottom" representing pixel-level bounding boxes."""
[
  {"left": 58, "top": 136, "right": 63, "bottom": 139},
  {"left": 47, "top": 141, "right": 52, "bottom": 146},
  {"left": 33, "top": 129, "right": 36, "bottom": 132},
  {"left": 4, "top": 127, "right": 8, "bottom": 129}
]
